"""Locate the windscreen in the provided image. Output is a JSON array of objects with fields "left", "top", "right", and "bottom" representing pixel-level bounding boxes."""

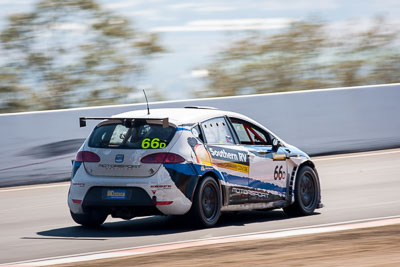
[{"left": 88, "top": 122, "right": 175, "bottom": 149}]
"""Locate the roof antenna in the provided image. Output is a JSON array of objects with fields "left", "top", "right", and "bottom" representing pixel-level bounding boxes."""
[{"left": 143, "top": 89, "right": 150, "bottom": 115}]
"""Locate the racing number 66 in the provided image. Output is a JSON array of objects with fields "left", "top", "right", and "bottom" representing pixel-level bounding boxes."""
[
  {"left": 274, "top": 165, "right": 285, "bottom": 180},
  {"left": 141, "top": 138, "right": 166, "bottom": 149}
]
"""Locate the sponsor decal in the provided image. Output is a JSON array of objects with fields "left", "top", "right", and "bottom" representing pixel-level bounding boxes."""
[
  {"left": 199, "top": 165, "right": 214, "bottom": 172},
  {"left": 106, "top": 189, "right": 126, "bottom": 199},
  {"left": 208, "top": 147, "right": 248, "bottom": 164},
  {"left": 72, "top": 182, "right": 85, "bottom": 187},
  {"left": 150, "top": 185, "right": 172, "bottom": 189},
  {"left": 207, "top": 146, "right": 249, "bottom": 173},
  {"left": 99, "top": 164, "right": 141, "bottom": 170},
  {"left": 150, "top": 185, "right": 172, "bottom": 195},
  {"left": 232, "top": 187, "right": 269, "bottom": 199}
]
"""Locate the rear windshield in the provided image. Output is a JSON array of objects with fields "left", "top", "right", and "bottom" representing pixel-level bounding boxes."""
[{"left": 88, "top": 122, "right": 175, "bottom": 149}]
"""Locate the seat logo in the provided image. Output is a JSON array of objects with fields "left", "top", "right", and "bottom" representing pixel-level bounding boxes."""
[{"left": 115, "top": 154, "right": 124, "bottom": 163}]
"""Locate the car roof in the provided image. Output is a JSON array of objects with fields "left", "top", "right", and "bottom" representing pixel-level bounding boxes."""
[
  {"left": 113, "top": 108, "right": 254, "bottom": 126},
  {"left": 110, "top": 107, "right": 285, "bottom": 144}
]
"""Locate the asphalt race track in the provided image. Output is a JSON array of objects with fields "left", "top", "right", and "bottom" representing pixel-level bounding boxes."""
[{"left": 1, "top": 149, "right": 400, "bottom": 265}]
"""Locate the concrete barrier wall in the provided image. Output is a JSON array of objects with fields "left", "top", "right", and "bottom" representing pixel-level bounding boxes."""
[{"left": 1, "top": 83, "right": 399, "bottom": 187}]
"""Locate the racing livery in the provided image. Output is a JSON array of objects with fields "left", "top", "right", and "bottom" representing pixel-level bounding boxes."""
[{"left": 68, "top": 107, "right": 322, "bottom": 227}]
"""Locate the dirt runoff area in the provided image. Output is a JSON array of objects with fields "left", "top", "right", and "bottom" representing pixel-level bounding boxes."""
[{"left": 60, "top": 224, "right": 400, "bottom": 267}]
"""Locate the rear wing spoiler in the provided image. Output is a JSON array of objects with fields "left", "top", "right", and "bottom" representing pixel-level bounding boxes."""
[{"left": 79, "top": 117, "right": 169, "bottom": 128}]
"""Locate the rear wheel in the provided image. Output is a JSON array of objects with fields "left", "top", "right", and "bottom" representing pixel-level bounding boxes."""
[
  {"left": 283, "top": 166, "right": 320, "bottom": 216},
  {"left": 190, "top": 176, "right": 221, "bottom": 227},
  {"left": 70, "top": 209, "right": 108, "bottom": 227}
]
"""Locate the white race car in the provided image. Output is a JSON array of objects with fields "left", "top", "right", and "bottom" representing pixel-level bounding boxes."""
[{"left": 68, "top": 107, "right": 322, "bottom": 227}]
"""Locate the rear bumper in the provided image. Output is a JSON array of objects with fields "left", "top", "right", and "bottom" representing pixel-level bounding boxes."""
[
  {"left": 68, "top": 164, "right": 192, "bottom": 216},
  {"left": 81, "top": 186, "right": 163, "bottom": 218},
  {"left": 82, "top": 186, "right": 155, "bottom": 208}
]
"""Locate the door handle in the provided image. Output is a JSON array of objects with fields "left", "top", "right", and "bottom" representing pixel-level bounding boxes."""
[{"left": 257, "top": 150, "right": 269, "bottom": 155}]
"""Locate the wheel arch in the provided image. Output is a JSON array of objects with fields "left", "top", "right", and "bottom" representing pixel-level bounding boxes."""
[
  {"left": 196, "top": 171, "right": 225, "bottom": 206},
  {"left": 189, "top": 171, "right": 223, "bottom": 227},
  {"left": 288, "top": 160, "right": 320, "bottom": 205},
  {"left": 299, "top": 160, "right": 315, "bottom": 169},
  {"left": 293, "top": 160, "right": 322, "bottom": 207}
]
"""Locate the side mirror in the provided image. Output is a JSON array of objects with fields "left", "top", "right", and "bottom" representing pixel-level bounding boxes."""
[{"left": 272, "top": 138, "right": 280, "bottom": 151}]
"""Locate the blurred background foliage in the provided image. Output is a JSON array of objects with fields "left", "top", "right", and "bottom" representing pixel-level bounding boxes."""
[
  {"left": 0, "top": 0, "right": 164, "bottom": 113},
  {"left": 0, "top": 0, "right": 399, "bottom": 113},
  {"left": 196, "top": 17, "right": 400, "bottom": 97}
]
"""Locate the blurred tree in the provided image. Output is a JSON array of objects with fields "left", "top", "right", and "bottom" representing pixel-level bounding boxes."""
[
  {"left": 0, "top": 0, "right": 164, "bottom": 113},
  {"left": 197, "top": 17, "right": 399, "bottom": 97},
  {"left": 329, "top": 17, "right": 399, "bottom": 87}
]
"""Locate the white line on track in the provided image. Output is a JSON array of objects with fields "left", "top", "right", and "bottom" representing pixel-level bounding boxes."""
[
  {"left": 325, "top": 200, "right": 400, "bottom": 211},
  {"left": 0, "top": 183, "right": 69, "bottom": 193},
  {"left": 3, "top": 215, "right": 400, "bottom": 267},
  {"left": 313, "top": 149, "right": 400, "bottom": 161}
]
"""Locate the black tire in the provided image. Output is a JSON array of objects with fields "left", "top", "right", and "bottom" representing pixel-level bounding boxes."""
[
  {"left": 283, "top": 165, "right": 320, "bottom": 216},
  {"left": 190, "top": 176, "right": 222, "bottom": 227},
  {"left": 70, "top": 209, "right": 108, "bottom": 227}
]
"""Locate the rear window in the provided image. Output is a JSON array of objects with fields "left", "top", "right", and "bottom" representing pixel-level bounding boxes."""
[{"left": 88, "top": 122, "right": 175, "bottom": 149}]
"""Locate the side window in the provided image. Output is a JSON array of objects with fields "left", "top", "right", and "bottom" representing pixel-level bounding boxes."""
[
  {"left": 201, "top": 117, "right": 234, "bottom": 145},
  {"left": 232, "top": 122, "right": 251, "bottom": 144},
  {"left": 249, "top": 127, "right": 269, "bottom": 145},
  {"left": 230, "top": 118, "right": 271, "bottom": 145}
]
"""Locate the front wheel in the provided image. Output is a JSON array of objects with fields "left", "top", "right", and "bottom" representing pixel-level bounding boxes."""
[
  {"left": 283, "top": 166, "right": 320, "bottom": 216},
  {"left": 190, "top": 176, "right": 222, "bottom": 227},
  {"left": 70, "top": 209, "right": 108, "bottom": 228}
]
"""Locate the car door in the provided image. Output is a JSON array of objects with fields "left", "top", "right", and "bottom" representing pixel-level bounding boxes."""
[
  {"left": 229, "top": 117, "right": 288, "bottom": 203},
  {"left": 200, "top": 117, "right": 250, "bottom": 204}
]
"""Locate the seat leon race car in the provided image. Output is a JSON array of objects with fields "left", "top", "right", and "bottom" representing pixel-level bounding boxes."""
[{"left": 68, "top": 107, "right": 322, "bottom": 227}]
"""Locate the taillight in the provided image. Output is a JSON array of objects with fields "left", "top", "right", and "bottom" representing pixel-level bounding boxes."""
[
  {"left": 75, "top": 151, "right": 101, "bottom": 162},
  {"left": 141, "top": 153, "right": 185, "bottom": 164}
]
